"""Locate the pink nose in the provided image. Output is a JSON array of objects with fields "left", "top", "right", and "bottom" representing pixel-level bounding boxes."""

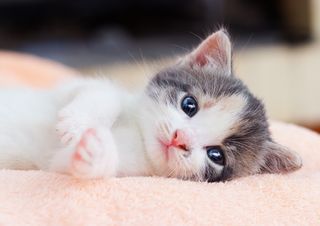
[{"left": 171, "top": 129, "right": 188, "bottom": 151}]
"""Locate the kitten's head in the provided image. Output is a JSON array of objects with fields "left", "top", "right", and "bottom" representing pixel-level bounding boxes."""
[{"left": 139, "top": 30, "right": 302, "bottom": 182}]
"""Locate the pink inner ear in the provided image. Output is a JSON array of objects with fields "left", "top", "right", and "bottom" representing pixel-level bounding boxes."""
[
  {"left": 194, "top": 52, "right": 208, "bottom": 67},
  {"left": 194, "top": 36, "right": 221, "bottom": 66},
  {"left": 188, "top": 30, "right": 232, "bottom": 71}
]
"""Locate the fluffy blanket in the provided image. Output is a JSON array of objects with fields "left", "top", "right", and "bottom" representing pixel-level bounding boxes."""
[
  {"left": 0, "top": 51, "right": 77, "bottom": 87},
  {"left": 0, "top": 52, "right": 319, "bottom": 226}
]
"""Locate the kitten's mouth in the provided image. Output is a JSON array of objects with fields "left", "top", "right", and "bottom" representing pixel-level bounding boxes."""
[{"left": 157, "top": 137, "right": 188, "bottom": 161}]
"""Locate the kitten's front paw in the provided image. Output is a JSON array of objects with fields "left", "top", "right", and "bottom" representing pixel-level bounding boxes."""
[
  {"left": 56, "top": 109, "right": 89, "bottom": 145},
  {"left": 69, "top": 128, "right": 118, "bottom": 179}
]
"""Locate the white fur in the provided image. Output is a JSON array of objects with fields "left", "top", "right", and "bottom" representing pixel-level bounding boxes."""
[{"left": 0, "top": 78, "right": 149, "bottom": 177}]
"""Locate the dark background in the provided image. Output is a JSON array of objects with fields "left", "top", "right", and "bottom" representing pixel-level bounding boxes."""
[{"left": 0, "top": 0, "right": 312, "bottom": 68}]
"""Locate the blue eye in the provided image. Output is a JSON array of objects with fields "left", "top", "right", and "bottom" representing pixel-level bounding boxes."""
[
  {"left": 207, "top": 146, "right": 225, "bottom": 165},
  {"left": 181, "top": 96, "right": 198, "bottom": 117}
]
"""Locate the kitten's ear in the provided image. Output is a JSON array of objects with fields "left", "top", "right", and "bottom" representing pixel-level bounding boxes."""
[
  {"left": 260, "top": 140, "right": 302, "bottom": 174},
  {"left": 183, "top": 29, "right": 232, "bottom": 75}
]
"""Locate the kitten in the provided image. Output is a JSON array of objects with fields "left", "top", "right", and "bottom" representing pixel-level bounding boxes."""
[{"left": 0, "top": 30, "right": 302, "bottom": 182}]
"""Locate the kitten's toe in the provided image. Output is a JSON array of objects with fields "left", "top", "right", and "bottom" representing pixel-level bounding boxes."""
[
  {"left": 70, "top": 128, "right": 117, "bottom": 179},
  {"left": 56, "top": 115, "right": 78, "bottom": 145},
  {"left": 59, "top": 130, "right": 75, "bottom": 146},
  {"left": 55, "top": 109, "right": 89, "bottom": 146}
]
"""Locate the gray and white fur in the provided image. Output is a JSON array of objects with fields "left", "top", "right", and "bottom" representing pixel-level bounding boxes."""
[{"left": 0, "top": 30, "right": 302, "bottom": 182}]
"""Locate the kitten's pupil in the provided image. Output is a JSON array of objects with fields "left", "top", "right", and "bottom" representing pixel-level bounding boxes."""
[
  {"left": 207, "top": 147, "right": 225, "bottom": 165},
  {"left": 181, "top": 96, "right": 198, "bottom": 117}
]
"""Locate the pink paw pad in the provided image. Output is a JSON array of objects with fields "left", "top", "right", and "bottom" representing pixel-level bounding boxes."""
[
  {"left": 64, "top": 127, "right": 116, "bottom": 178},
  {"left": 71, "top": 128, "right": 98, "bottom": 165}
]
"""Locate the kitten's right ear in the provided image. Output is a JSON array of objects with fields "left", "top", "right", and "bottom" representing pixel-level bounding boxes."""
[
  {"left": 260, "top": 140, "right": 302, "bottom": 174},
  {"left": 181, "top": 29, "right": 232, "bottom": 75}
]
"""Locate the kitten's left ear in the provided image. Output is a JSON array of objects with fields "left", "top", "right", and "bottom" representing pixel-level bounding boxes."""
[
  {"left": 183, "top": 29, "right": 232, "bottom": 75},
  {"left": 260, "top": 140, "right": 302, "bottom": 174}
]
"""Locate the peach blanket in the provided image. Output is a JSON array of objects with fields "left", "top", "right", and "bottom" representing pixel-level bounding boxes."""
[{"left": 0, "top": 52, "right": 319, "bottom": 226}]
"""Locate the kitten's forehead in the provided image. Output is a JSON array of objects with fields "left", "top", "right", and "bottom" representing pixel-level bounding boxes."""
[{"left": 148, "top": 66, "right": 247, "bottom": 99}]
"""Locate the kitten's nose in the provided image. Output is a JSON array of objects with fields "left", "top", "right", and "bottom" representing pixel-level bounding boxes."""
[{"left": 171, "top": 129, "right": 188, "bottom": 151}]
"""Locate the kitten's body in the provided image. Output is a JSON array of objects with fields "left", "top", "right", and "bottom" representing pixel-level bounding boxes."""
[
  {"left": 0, "top": 79, "right": 151, "bottom": 176},
  {"left": 0, "top": 30, "right": 302, "bottom": 182}
]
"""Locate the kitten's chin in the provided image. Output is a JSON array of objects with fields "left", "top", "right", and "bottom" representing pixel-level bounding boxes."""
[
  {"left": 144, "top": 142, "right": 174, "bottom": 177},
  {"left": 146, "top": 142, "right": 190, "bottom": 179},
  {"left": 148, "top": 145, "right": 169, "bottom": 170}
]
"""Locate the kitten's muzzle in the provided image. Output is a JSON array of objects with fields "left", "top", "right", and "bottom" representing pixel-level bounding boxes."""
[{"left": 171, "top": 130, "right": 189, "bottom": 152}]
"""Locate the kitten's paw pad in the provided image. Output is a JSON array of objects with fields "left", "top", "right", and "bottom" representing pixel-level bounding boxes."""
[
  {"left": 70, "top": 128, "right": 113, "bottom": 178},
  {"left": 71, "top": 129, "right": 101, "bottom": 175},
  {"left": 72, "top": 129, "right": 95, "bottom": 162}
]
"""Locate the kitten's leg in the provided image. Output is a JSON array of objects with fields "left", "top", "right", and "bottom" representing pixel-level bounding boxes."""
[
  {"left": 50, "top": 127, "right": 118, "bottom": 178},
  {"left": 55, "top": 82, "right": 123, "bottom": 146},
  {"left": 51, "top": 81, "right": 124, "bottom": 178}
]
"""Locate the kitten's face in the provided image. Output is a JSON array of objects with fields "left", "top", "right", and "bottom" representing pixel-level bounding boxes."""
[{"left": 139, "top": 30, "right": 302, "bottom": 182}]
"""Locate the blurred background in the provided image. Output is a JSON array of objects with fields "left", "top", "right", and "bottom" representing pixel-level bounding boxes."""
[{"left": 0, "top": 0, "right": 319, "bottom": 132}]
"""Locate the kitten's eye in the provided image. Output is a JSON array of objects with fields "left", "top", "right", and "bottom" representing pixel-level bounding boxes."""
[
  {"left": 207, "top": 146, "right": 225, "bottom": 165},
  {"left": 181, "top": 96, "right": 198, "bottom": 117}
]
